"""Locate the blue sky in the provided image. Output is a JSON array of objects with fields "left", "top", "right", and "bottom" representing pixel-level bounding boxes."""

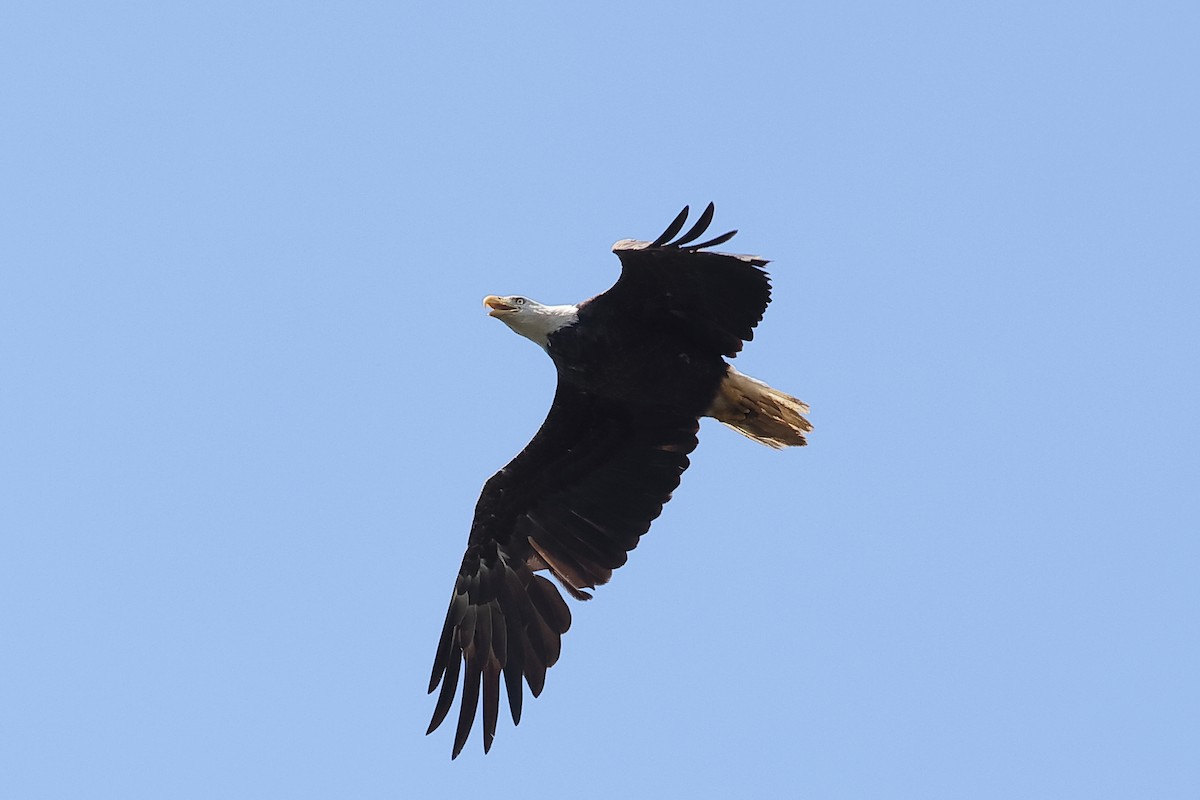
[{"left": 3, "top": 2, "right": 1198, "bottom": 797}]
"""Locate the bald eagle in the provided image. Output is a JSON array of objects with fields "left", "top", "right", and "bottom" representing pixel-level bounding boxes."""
[{"left": 426, "top": 204, "right": 811, "bottom": 758}]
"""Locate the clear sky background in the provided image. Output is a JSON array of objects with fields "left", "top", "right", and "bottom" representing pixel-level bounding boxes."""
[{"left": 3, "top": 2, "right": 1198, "bottom": 798}]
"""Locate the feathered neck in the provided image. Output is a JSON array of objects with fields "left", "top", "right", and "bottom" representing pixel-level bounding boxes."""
[{"left": 504, "top": 303, "right": 579, "bottom": 349}]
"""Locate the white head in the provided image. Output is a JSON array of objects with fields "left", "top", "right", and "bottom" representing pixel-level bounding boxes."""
[{"left": 483, "top": 295, "right": 579, "bottom": 349}]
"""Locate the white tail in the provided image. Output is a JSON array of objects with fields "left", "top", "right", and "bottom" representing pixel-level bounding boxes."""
[{"left": 706, "top": 366, "right": 812, "bottom": 449}]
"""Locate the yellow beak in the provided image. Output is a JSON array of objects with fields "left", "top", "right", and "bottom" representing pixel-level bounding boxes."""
[{"left": 483, "top": 295, "right": 518, "bottom": 316}]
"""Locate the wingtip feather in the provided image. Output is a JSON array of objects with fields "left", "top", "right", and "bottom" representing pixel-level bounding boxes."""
[
  {"left": 672, "top": 201, "right": 715, "bottom": 247},
  {"left": 650, "top": 205, "right": 690, "bottom": 247}
]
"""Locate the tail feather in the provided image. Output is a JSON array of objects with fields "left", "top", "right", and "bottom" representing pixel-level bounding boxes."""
[{"left": 707, "top": 366, "right": 812, "bottom": 449}]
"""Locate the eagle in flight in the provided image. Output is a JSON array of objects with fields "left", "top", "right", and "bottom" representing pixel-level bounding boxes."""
[{"left": 426, "top": 204, "right": 811, "bottom": 757}]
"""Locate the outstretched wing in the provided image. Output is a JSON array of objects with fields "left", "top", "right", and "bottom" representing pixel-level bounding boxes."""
[
  {"left": 589, "top": 202, "right": 773, "bottom": 358},
  {"left": 427, "top": 381, "right": 700, "bottom": 758}
]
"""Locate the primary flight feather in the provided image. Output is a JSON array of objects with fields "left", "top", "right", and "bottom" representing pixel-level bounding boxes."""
[{"left": 426, "top": 204, "right": 811, "bottom": 757}]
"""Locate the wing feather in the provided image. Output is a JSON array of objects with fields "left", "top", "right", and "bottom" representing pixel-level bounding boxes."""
[
  {"left": 482, "top": 662, "right": 502, "bottom": 754},
  {"left": 689, "top": 229, "right": 738, "bottom": 250},
  {"left": 426, "top": 641, "right": 461, "bottom": 734},
  {"left": 453, "top": 663, "right": 481, "bottom": 758},
  {"left": 671, "top": 201, "right": 715, "bottom": 247},
  {"left": 650, "top": 204, "right": 690, "bottom": 246}
]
